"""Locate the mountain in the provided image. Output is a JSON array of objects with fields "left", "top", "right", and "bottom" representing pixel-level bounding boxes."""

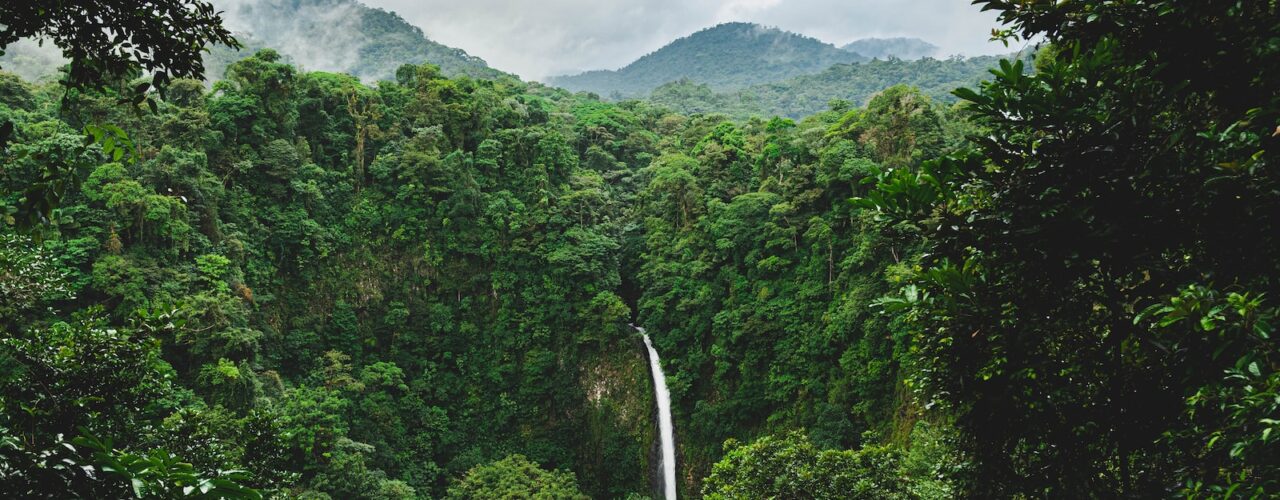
[
  {"left": 547, "top": 22, "right": 866, "bottom": 98},
  {"left": 841, "top": 37, "right": 940, "bottom": 60},
  {"left": 211, "top": 0, "right": 507, "bottom": 81},
  {"left": 648, "top": 53, "right": 1013, "bottom": 119},
  {"left": 0, "top": 0, "right": 509, "bottom": 83}
]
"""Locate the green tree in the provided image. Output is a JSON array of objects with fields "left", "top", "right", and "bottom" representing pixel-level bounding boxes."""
[
  {"left": 862, "top": 0, "right": 1280, "bottom": 496},
  {"left": 0, "top": 0, "right": 237, "bottom": 95},
  {"left": 0, "top": 0, "right": 239, "bottom": 227},
  {"left": 0, "top": 233, "right": 71, "bottom": 324},
  {"left": 702, "top": 431, "right": 909, "bottom": 499},
  {"left": 446, "top": 454, "right": 589, "bottom": 500},
  {"left": 0, "top": 308, "right": 263, "bottom": 496}
]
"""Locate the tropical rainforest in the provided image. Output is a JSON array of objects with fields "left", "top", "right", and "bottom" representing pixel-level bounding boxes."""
[{"left": 1, "top": 0, "right": 1278, "bottom": 499}]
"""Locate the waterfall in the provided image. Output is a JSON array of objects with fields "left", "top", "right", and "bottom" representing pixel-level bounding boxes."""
[{"left": 637, "top": 326, "right": 677, "bottom": 500}]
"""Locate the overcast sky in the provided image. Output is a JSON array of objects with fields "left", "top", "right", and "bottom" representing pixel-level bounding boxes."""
[{"left": 357, "top": 0, "right": 1011, "bottom": 80}]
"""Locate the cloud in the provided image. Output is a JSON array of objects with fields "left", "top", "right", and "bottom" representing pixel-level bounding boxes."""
[
  {"left": 357, "top": 0, "right": 1008, "bottom": 80},
  {"left": 715, "top": 0, "right": 785, "bottom": 20},
  {"left": 0, "top": 38, "right": 68, "bottom": 82},
  {"left": 215, "top": 0, "right": 366, "bottom": 74}
]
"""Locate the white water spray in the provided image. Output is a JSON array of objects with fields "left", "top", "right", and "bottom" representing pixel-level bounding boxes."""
[{"left": 637, "top": 326, "right": 676, "bottom": 500}]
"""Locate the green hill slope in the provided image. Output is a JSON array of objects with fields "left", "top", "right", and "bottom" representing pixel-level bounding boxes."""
[
  {"left": 214, "top": 0, "right": 507, "bottom": 81},
  {"left": 547, "top": 22, "right": 866, "bottom": 98},
  {"left": 648, "top": 54, "right": 1011, "bottom": 119},
  {"left": 0, "top": 0, "right": 509, "bottom": 83}
]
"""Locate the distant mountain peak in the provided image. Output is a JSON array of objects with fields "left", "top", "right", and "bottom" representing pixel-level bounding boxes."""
[
  {"left": 705, "top": 21, "right": 765, "bottom": 31},
  {"left": 547, "top": 22, "right": 864, "bottom": 98}
]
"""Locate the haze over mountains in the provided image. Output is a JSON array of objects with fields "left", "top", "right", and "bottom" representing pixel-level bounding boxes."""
[
  {"left": 209, "top": 0, "right": 506, "bottom": 81},
  {"left": 842, "top": 37, "right": 940, "bottom": 59},
  {"left": 0, "top": 0, "right": 508, "bottom": 83},
  {"left": 0, "top": 0, "right": 994, "bottom": 119},
  {"left": 545, "top": 23, "right": 955, "bottom": 99}
]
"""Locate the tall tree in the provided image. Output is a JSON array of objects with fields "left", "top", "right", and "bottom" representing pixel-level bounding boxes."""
[
  {"left": 863, "top": 0, "right": 1280, "bottom": 495},
  {"left": 0, "top": 0, "right": 239, "bottom": 228}
]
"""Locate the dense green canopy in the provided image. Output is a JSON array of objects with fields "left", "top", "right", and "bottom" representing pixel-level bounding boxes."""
[{"left": 1, "top": 0, "right": 1277, "bottom": 498}]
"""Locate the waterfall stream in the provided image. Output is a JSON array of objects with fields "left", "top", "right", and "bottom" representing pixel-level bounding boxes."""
[{"left": 637, "top": 326, "right": 677, "bottom": 500}]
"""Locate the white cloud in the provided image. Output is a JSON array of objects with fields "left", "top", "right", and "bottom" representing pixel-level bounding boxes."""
[
  {"left": 714, "top": 0, "right": 785, "bottom": 21},
  {"left": 216, "top": 0, "right": 366, "bottom": 74}
]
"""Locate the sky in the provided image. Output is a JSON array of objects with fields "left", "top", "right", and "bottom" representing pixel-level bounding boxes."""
[{"left": 358, "top": 0, "right": 1011, "bottom": 80}]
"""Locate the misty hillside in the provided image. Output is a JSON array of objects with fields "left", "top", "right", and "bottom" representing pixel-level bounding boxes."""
[
  {"left": 0, "top": 0, "right": 508, "bottom": 83},
  {"left": 212, "top": 0, "right": 507, "bottom": 81},
  {"left": 647, "top": 53, "right": 1009, "bottom": 119},
  {"left": 546, "top": 22, "right": 866, "bottom": 98},
  {"left": 842, "top": 37, "right": 940, "bottom": 60},
  {"left": 0, "top": 39, "right": 65, "bottom": 83}
]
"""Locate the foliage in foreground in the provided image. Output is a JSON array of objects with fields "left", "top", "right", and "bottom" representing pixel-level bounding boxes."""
[{"left": 861, "top": 0, "right": 1280, "bottom": 496}]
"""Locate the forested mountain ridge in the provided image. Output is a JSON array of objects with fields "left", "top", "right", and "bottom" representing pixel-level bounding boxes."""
[
  {"left": 0, "top": 0, "right": 508, "bottom": 83},
  {"left": 547, "top": 22, "right": 866, "bottom": 98},
  {"left": 210, "top": 0, "right": 507, "bottom": 81},
  {"left": 648, "top": 53, "right": 1012, "bottom": 119},
  {"left": 547, "top": 24, "right": 998, "bottom": 119},
  {"left": 0, "top": 6, "right": 973, "bottom": 121}
]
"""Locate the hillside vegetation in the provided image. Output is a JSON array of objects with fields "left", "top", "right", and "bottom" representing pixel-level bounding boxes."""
[
  {"left": 1, "top": 0, "right": 507, "bottom": 83},
  {"left": 213, "top": 0, "right": 506, "bottom": 81},
  {"left": 648, "top": 54, "right": 1009, "bottom": 119},
  {"left": 547, "top": 23, "right": 866, "bottom": 98}
]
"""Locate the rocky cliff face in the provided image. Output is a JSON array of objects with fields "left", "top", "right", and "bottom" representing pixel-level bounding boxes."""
[{"left": 576, "top": 333, "right": 657, "bottom": 497}]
